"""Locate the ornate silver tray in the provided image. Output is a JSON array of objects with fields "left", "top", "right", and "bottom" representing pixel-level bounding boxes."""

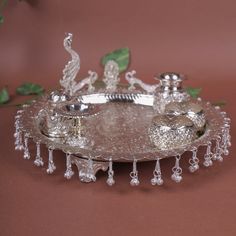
[{"left": 14, "top": 34, "right": 231, "bottom": 186}]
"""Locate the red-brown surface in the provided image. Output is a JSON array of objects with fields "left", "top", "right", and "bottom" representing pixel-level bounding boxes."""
[{"left": 0, "top": 1, "right": 236, "bottom": 236}]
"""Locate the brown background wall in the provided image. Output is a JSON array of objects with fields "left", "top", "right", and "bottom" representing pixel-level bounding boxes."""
[{"left": 1, "top": 0, "right": 236, "bottom": 89}]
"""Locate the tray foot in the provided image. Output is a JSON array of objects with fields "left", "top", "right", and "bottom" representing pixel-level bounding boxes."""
[{"left": 71, "top": 156, "right": 109, "bottom": 183}]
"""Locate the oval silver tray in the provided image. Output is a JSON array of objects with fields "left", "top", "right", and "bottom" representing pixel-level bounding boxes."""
[{"left": 19, "top": 91, "right": 225, "bottom": 163}]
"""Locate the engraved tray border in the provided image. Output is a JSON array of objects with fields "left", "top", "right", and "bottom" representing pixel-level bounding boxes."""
[{"left": 19, "top": 91, "right": 225, "bottom": 162}]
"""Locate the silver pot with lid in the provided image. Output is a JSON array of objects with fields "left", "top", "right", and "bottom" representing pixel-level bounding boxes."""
[
  {"left": 153, "top": 72, "right": 190, "bottom": 114},
  {"left": 149, "top": 115, "right": 197, "bottom": 150},
  {"left": 165, "top": 100, "right": 206, "bottom": 131}
]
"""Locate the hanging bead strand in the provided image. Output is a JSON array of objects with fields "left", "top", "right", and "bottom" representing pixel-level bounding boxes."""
[
  {"left": 213, "top": 136, "right": 223, "bottom": 162},
  {"left": 14, "top": 115, "right": 20, "bottom": 139},
  {"left": 189, "top": 148, "right": 199, "bottom": 172},
  {"left": 221, "top": 122, "right": 230, "bottom": 156},
  {"left": 224, "top": 118, "right": 231, "bottom": 147},
  {"left": 106, "top": 158, "right": 115, "bottom": 186},
  {"left": 34, "top": 141, "right": 44, "bottom": 166},
  {"left": 130, "top": 159, "right": 140, "bottom": 186},
  {"left": 14, "top": 115, "right": 24, "bottom": 151},
  {"left": 15, "top": 110, "right": 24, "bottom": 147},
  {"left": 171, "top": 155, "right": 182, "bottom": 183},
  {"left": 23, "top": 133, "right": 30, "bottom": 159},
  {"left": 46, "top": 147, "right": 56, "bottom": 174},
  {"left": 151, "top": 158, "right": 164, "bottom": 186},
  {"left": 203, "top": 141, "right": 213, "bottom": 167},
  {"left": 64, "top": 153, "right": 74, "bottom": 179}
]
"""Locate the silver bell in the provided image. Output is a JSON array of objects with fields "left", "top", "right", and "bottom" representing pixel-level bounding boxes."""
[
  {"left": 171, "top": 174, "right": 182, "bottom": 183},
  {"left": 189, "top": 164, "right": 199, "bottom": 173},
  {"left": 130, "top": 178, "right": 140, "bottom": 186},
  {"left": 106, "top": 177, "right": 115, "bottom": 186}
]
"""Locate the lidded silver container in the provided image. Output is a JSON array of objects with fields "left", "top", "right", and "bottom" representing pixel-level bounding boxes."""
[
  {"left": 153, "top": 72, "right": 190, "bottom": 114},
  {"left": 165, "top": 101, "right": 206, "bottom": 131},
  {"left": 39, "top": 91, "right": 71, "bottom": 138},
  {"left": 149, "top": 115, "right": 197, "bottom": 150},
  {"left": 149, "top": 72, "right": 206, "bottom": 150}
]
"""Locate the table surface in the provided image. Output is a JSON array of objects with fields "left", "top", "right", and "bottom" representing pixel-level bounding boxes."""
[{"left": 0, "top": 79, "right": 235, "bottom": 236}]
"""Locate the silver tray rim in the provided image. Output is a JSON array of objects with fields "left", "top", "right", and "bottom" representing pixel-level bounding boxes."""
[{"left": 19, "top": 91, "right": 226, "bottom": 162}]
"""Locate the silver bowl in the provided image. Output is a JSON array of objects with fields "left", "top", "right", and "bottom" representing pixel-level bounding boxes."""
[{"left": 149, "top": 115, "right": 197, "bottom": 150}]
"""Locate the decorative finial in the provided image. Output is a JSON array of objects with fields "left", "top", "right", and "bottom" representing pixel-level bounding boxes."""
[
  {"left": 60, "top": 33, "right": 98, "bottom": 95},
  {"left": 103, "top": 60, "right": 120, "bottom": 91},
  {"left": 60, "top": 33, "right": 81, "bottom": 96},
  {"left": 125, "top": 70, "right": 159, "bottom": 93}
]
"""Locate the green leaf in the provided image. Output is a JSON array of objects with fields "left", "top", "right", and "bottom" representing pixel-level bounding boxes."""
[
  {"left": 0, "top": 87, "right": 9, "bottom": 104},
  {"left": 0, "top": 15, "right": 3, "bottom": 24},
  {"left": 16, "top": 83, "right": 44, "bottom": 95},
  {"left": 101, "top": 47, "right": 130, "bottom": 73},
  {"left": 212, "top": 101, "right": 226, "bottom": 107},
  {"left": 186, "top": 87, "right": 202, "bottom": 98}
]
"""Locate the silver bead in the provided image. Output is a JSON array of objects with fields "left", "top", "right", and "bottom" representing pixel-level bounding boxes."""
[
  {"left": 151, "top": 177, "right": 158, "bottom": 186},
  {"left": 224, "top": 149, "right": 229, "bottom": 156},
  {"left": 156, "top": 177, "right": 164, "bottom": 186},
  {"left": 106, "top": 177, "right": 115, "bottom": 186},
  {"left": 64, "top": 169, "right": 74, "bottom": 179},
  {"left": 189, "top": 164, "right": 199, "bottom": 173},
  {"left": 151, "top": 176, "right": 163, "bottom": 186},
  {"left": 211, "top": 154, "right": 217, "bottom": 161},
  {"left": 171, "top": 174, "right": 182, "bottom": 183},
  {"left": 217, "top": 155, "right": 224, "bottom": 162},
  {"left": 130, "top": 177, "right": 140, "bottom": 186},
  {"left": 203, "top": 160, "right": 213, "bottom": 167}
]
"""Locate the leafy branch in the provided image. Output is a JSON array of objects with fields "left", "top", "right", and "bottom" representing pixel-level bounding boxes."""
[{"left": 0, "top": 87, "right": 9, "bottom": 104}]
